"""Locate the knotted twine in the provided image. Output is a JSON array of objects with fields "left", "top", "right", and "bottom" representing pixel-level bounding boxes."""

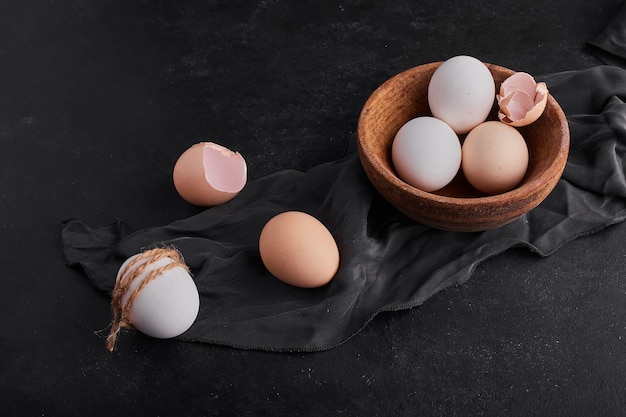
[{"left": 106, "top": 247, "right": 190, "bottom": 352}]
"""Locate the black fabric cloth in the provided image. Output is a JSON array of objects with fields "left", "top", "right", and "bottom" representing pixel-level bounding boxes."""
[
  {"left": 61, "top": 65, "right": 626, "bottom": 352},
  {"left": 588, "top": 3, "right": 626, "bottom": 68}
]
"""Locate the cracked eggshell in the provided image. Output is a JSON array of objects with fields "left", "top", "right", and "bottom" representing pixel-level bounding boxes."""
[
  {"left": 173, "top": 142, "right": 247, "bottom": 206},
  {"left": 497, "top": 72, "right": 548, "bottom": 127}
]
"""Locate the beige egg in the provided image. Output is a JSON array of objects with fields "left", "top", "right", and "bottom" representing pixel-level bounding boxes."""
[
  {"left": 259, "top": 211, "right": 340, "bottom": 288},
  {"left": 461, "top": 121, "right": 529, "bottom": 195},
  {"left": 173, "top": 142, "right": 247, "bottom": 206}
]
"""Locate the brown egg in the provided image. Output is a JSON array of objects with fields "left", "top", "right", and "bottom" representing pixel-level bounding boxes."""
[
  {"left": 259, "top": 211, "right": 340, "bottom": 288},
  {"left": 461, "top": 121, "right": 529, "bottom": 195},
  {"left": 173, "top": 142, "right": 247, "bottom": 206}
]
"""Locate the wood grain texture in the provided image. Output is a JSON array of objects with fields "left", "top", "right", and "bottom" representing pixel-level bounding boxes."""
[{"left": 357, "top": 62, "right": 570, "bottom": 232}]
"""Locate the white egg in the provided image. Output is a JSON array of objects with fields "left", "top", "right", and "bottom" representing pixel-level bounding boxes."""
[
  {"left": 115, "top": 251, "right": 200, "bottom": 340},
  {"left": 428, "top": 55, "right": 495, "bottom": 134},
  {"left": 391, "top": 116, "right": 461, "bottom": 192}
]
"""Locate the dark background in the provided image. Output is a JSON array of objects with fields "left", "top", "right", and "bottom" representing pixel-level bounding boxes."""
[{"left": 1, "top": 0, "right": 625, "bottom": 415}]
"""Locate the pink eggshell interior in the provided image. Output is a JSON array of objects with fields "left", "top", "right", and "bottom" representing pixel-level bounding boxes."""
[{"left": 203, "top": 143, "right": 247, "bottom": 192}]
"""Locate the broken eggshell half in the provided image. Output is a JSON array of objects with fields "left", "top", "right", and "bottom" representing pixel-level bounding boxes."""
[
  {"left": 497, "top": 72, "right": 548, "bottom": 127},
  {"left": 173, "top": 142, "right": 247, "bottom": 206}
]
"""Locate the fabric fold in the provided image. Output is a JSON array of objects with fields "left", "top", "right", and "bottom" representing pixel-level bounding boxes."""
[
  {"left": 62, "top": 65, "right": 626, "bottom": 352},
  {"left": 587, "top": 3, "right": 626, "bottom": 68}
]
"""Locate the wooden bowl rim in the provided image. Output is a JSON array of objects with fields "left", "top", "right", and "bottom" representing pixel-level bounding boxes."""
[{"left": 357, "top": 62, "right": 570, "bottom": 209}]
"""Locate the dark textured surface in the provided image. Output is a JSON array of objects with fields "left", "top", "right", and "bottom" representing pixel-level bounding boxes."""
[{"left": 2, "top": 1, "right": 626, "bottom": 416}]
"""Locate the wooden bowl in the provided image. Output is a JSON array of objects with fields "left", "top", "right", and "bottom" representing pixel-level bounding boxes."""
[{"left": 357, "top": 62, "right": 570, "bottom": 232}]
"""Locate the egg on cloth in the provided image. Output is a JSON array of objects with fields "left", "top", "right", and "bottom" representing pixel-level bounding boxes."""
[
  {"left": 259, "top": 211, "right": 340, "bottom": 288},
  {"left": 461, "top": 121, "right": 529, "bottom": 195},
  {"left": 428, "top": 55, "right": 496, "bottom": 134},
  {"left": 106, "top": 248, "right": 200, "bottom": 352},
  {"left": 173, "top": 142, "right": 247, "bottom": 206}
]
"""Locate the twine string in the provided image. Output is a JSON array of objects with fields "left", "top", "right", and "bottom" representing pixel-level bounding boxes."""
[{"left": 106, "top": 247, "right": 190, "bottom": 352}]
